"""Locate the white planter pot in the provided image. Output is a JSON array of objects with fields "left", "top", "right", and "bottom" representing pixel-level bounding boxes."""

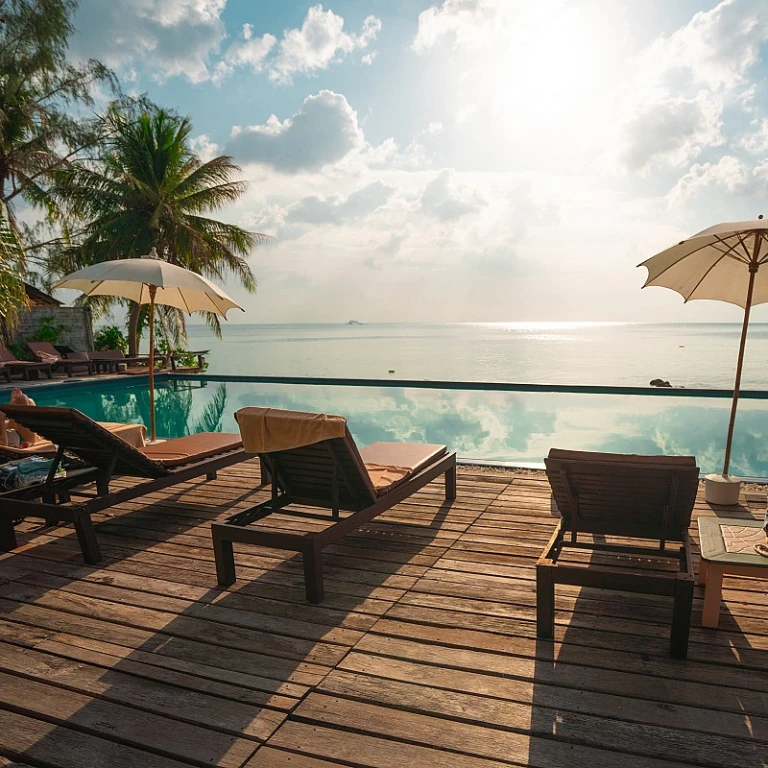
[{"left": 704, "top": 473, "right": 742, "bottom": 505}]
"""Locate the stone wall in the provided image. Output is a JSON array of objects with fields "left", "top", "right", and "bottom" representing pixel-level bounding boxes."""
[{"left": 10, "top": 306, "right": 94, "bottom": 351}]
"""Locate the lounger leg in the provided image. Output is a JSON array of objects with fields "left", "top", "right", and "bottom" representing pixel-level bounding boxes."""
[
  {"left": 212, "top": 528, "right": 236, "bottom": 587},
  {"left": 303, "top": 541, "right": 324, "bottom": 603},
  {"left": 206, "top": 471, "right": 217, "bottom": 481},
  {"left": 73, "top": 512, "right": 101, "bottom": 564},
  {"left": 0, "top": 516, "right": 17, "bottom": 552},
  {"left": 445, "top": 463, "right": 457, "bottom": 500},
  {"left": 671, "top": 576, "right": 694, "bottom": 658},
  {"left": 259, "top": 457, "right": 271, "bottom": 487},
  {"left": 536, "top": 563, "right": 555, "bottom": 639}
]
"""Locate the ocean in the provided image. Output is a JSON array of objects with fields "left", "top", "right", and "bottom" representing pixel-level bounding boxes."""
[{"left": 184, "top": 322, "right": 768, "bottom": 389}]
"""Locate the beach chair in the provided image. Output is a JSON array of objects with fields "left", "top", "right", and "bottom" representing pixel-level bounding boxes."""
[
  {"left": 90, "top": 349, "right": 153, "bottom": 374},
  {"left": 0, "top": 404, "right": 247, "bottom": 564},
  {"left": 27, "top": 342, "right": 95, "bottom": 376},
  {"left": 0, "top": 343, "right": 53, "bottom": 381},
  {"left": 537, "top": 449, "right": 700, "bottom": 658},
  {"left": 212, "top": 407, "right": 457, "bottom": 603}
]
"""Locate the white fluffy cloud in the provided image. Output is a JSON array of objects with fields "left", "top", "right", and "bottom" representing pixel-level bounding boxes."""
[
  {"left": 412, "top": 0, "right": 502, "bottom": 53},
  {"left": 420, "top": 169, "right": 486, "bottom": 221},
  {"left": 667, "top": 155, "right": 749, "bottom": 204},
  {"left": 213, "top": 24, "right": 276, "bottom": 83},
  {"left": 215, "top": 4, "right": 381, "bottom": 85},
  {"left": 72, "top": 0, "right": 226, "bottom": 83},
  {"left": 618, "top": 0, "right": 768, "bottom": 171},
  {"left": 619, "top": 94, "right": 724, "bottom": 170},
  {"left": 225, "top": 90, "right": 364, "bottom": 172},
  {"left": 285, "top": 182, "right": 395, "bottom": 225},
  {"left": 270, "top": 5, "right": 381, "bottom": 84},
  {"left": 741, "top": 119, "right": 768, "bottom": 153}
]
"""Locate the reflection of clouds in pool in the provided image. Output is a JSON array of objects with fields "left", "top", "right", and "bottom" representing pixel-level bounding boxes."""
[{"left": 28, "top": 378, "right": 768, "bottom": 476}]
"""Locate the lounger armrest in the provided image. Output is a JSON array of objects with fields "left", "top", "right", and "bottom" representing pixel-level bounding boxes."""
[
  {"left": 679, "top": 529, "right": 695, "bottom": 580},
  {"left": 538, "top": 520, "right": 564, "bottom": 566}
]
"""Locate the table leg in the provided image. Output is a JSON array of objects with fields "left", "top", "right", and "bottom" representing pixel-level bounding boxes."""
[
  {"left": 702, "top": 564, "right": 724, "bottom": 628},
  {"left": 698, "top": 559, "right": 708, "bottom": 586}
]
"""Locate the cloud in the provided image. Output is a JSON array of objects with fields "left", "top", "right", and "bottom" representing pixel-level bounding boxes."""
[
  {"left": 617, "top": 0, "right": 768, "bottom": 171},
  {"left": 189, "top": 134, "right": 220, "bottom": 162},
  {"left": 412, "top": 0, "right": 501, "bottom": 53},
  {"left": 619, "top": 94, "right": 724, "bottom": 170},
  {"left": 667, "top": 155, "right": 749, "bottom": 204},
  {"left": 270, "top": 5, "right": 381, "bottom": 84},
  {"left": 218, "top": 4, "right": 381, "bottom": 85},
  {"left": 71, "top": 0, "right": 226, "bottom": 83},
  {"left": 741, "top": 118, "right": 768, "bottom": 153},
  {"left": 420, "top": 169, "right": 486, "bottom": 221},
  {"left": 213, "top": 23, "right": 276, "bottom": 83},
  {"left": 285, "top": 182, "right": 394, "bottom": 225},
  {"left": 225, "top": 90, "right": 364, "bottom": 172}
]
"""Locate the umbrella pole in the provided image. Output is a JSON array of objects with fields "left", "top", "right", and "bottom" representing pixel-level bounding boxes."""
[
  {"left": 148, "top": 285, "right": 157, "bottom": 443},
  {"left": 722, "top": 265, "right": 757, "bottom": 475}
]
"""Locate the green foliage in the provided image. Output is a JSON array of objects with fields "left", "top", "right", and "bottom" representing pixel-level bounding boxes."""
[
  {"left": 8, "top": 342, "right": 31, "bottom": 361},
  {"left": 29, "top": 315, "right": 69, "bottom": 344},
  {"left": 94, "top": 325, "right": 128, "bottom": 352},
  {"left": 157, "top": 337, "right": 208, "bottom": 372},
  {"left": 0, "top": 0, "right": 117, "bottom": 220},
  {"left": 0, "top": 203, "right": 28, "bottom": 329},
  {"left": 49, "top": 105, "right": 271, "bottom": 353}
]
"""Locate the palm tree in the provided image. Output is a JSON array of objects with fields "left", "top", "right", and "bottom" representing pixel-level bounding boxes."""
[{"left": 51, "top": 108, "right": 270, "bottom": 354}]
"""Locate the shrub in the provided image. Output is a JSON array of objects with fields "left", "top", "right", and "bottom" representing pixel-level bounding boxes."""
[
  {"left": 94, "top": 325, "right": 128, "bottom": 352},
  {"left": 29, "top": 315, "right": 69, "bottom": 345}
]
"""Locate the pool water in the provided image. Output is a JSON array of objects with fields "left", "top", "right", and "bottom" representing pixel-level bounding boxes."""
[{"left": 21, "top": 375, "right": 768, "bottom": 478}]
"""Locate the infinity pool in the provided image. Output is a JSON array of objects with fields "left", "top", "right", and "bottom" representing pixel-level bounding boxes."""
[{"left": 21, "top": 375, "right": 768, "bottom": 477}]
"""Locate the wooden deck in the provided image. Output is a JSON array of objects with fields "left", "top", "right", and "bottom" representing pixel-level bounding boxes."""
[{"left": 0, "top": 461, "right": 766, "bottom": 767}]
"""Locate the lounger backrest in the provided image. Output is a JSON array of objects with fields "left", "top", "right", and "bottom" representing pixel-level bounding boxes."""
[
  {"left": 27, "top": 342, "right": 61, "bottom": 362},
  {"left": 0, "top": 405, "right": 168, "bottom": 479},
  {"left": 0, "top": 343, "right": 18, "bottom": 363},
  {"left": 545, "top": 448, "right": 699, "bottom": 543},
  {"left": 247, "top": 423, "right": 378, "bottom": 512},
  {"left": 95, "top": 350, "right": 125, "bottom": 360}
]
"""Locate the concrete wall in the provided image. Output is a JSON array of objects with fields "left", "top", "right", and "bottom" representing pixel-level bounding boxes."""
[{"left": 10, "top": 306, "right": 94, "bottom": 351}]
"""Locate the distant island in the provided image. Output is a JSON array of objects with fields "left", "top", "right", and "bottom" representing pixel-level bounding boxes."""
[{"left": 348, "top": 320, "right": 363, "bottom": 325}]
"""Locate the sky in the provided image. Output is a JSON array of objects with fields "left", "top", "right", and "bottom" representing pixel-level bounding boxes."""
[{"left": 65, "top": 0, "right": 768, "bottom": 324}]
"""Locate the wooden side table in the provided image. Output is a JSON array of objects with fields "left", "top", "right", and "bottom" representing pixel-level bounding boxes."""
[{"left": 697, "top": 516, "right": 768, "bottom": 628}]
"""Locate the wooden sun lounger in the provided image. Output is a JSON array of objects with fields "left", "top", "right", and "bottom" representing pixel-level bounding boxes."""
[
  {"left": 27, "top": 342, "right": 95, "bottom": 376},
  {"left": 536, "top": 449, "right": 700, "bottom": 658},
  {"left": 0, "top": 343, "right": 53, "bottom": 381},
  {"left": 212, "top": 417, "right": 457, "bottom": 603},
  {"left": 0, "top": 405, "right": 247, "bottom": 564},
  {"left": 90, "top": 350, "right": 153, "bottom": 373}
]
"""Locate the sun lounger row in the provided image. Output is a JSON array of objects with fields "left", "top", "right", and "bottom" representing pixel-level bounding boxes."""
[{"left": 0, "top": 404, "right": 701, "bottom": 658}]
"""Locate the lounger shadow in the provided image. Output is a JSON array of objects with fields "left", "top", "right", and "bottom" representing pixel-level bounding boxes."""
[
  {"left": 0, "top": 405, "right": 247, "bottom": 564},
  {"left": 212, "top": 409, "right": 457, "bottom": 603}
]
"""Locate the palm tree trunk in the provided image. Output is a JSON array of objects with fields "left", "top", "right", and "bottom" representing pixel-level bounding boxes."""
[{"left": 127, "top": 301, "right": 141, "bottom": 356}]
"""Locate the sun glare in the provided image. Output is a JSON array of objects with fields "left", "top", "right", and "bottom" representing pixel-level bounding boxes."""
[{"left": 455, "top": 4, "right": 621, "bottom": 155}]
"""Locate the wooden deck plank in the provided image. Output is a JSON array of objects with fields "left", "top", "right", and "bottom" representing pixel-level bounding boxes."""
[{"left": 1, "top": 466, "right": 767, "bottom": 768}]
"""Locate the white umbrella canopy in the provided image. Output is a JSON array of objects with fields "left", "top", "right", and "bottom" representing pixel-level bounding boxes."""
[
  {"left": 53, "top": 250, "right": 244, "bottom": 442},
  {"left": 639, "top": 216, "right": 768, "bottom": 478},
  {"left": 54, "top": 254, "right": 243, "bottom": 316}
]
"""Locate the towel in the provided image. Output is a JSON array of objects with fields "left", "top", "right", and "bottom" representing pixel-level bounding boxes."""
[{"left": 235, "top": 407, "right": 347, "bottom": 454}]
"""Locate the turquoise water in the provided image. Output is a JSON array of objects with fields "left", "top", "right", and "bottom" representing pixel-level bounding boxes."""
[{"left": 23, "top": 375, "right": 768, "bottom": 478}]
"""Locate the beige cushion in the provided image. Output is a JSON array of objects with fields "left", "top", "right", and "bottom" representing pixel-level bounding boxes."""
[
  {"left": 140, "top": 432, "right": 242, "bottom": 467},
  {"left": 360, "top": 442, "right": 446, "bottom": 495}
]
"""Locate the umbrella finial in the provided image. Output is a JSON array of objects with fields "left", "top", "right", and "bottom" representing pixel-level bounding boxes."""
[
  {"left": 759, "top": 215, "right": 764, "bottom": 220},
  {"left": 143, "top": 247, "right": 160, "bottom": 260}
]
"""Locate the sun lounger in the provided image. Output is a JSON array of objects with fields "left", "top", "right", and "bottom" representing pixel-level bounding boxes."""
[
  {"left": 537, "top": 449, "right": 700, "bottom": 658},
  {"left": 90, "top": 349, "right": 153, "bottom": 373},
  {"left": 0, "top": 405, "right": 246, "bottom": 564},
  {"left": 0, "top": 343, "right": 53, "bottom": 381},
  {"left": 27, "top": 342, "right": 95, "bottom": 376},
  {"left": 211, "top": 407, "right": 457, "bottom": 602}
]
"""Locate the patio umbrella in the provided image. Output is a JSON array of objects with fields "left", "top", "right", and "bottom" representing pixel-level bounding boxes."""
[
  {"left": 53, "top": 250, "right": 243, "bottom": 442},
  {"left": 639, "top": 216, "right": 768, "bottom": 486}
]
